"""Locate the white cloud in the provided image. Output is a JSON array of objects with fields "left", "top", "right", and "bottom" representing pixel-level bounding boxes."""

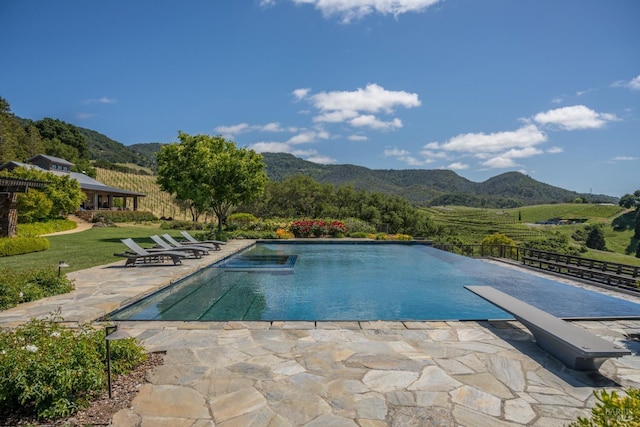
[
  {"left": 291, "top": 0, "right": 442, "bottom": 23},
  {"left": 482, "top": 156, "right": 519, "bottom": 169},
  {"left": 293, "top": 88, "right": 311, "bottom": 100},
  {"left": 349, "top": 115, "right": 402, "bottom": 130},
  {"left": 426, "top": 124, "right": 547, "bottom": 153},
  {"left": 76, "top": 112, "right": 95, "bottom": 120},
  {"left": 384, "top": 147, "right": 430, "bottom": 166},
  {"left": 611, "top": 75, "right": 640, "bottom": 90},
  {"left": 612, "top": 156, "right": 638, "bottom": 161},
  {"left": 305, "top": 83, "right": 419, "bottom": 131},
  {"left": 248, "top": 142, "right": 336, "bottom": 164},
  {"left": 299, "top": 151, "right": 337, "bottom": 164},
  {"left": 547, "top": 146, "right": 563, "bottom": 154},
  {"left": 311, "top": 83, "right": 420, "bottom": 116},
  {"left": 84, "top": 96, "right": 116, "bottom": 104},
  {"left": 533, "top": 105, "right": 619, "bottom": 130},
  {"left": 348, "top": 134, "right": 368, "bottom": 141},
  {"left": 215, "top": 123, "right": 251, "bottom": 136},
  {"left": 447, "top": 162, "right": 469, "bottom": 170},
  {"left": 501, "top": 147, "right": 543, "bottom": 159},
  {"left": 249, "top": 141, "right": 292, "bottom": 153},
  {"left": 261, "top": 122, "right": 285, "bottom": 132},
  {"left": 286, "top": 130, "right": 330, "bottom": 144}
]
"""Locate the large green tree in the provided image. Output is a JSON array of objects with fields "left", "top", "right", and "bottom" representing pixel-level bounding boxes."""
[
  {"left": 156, "top": 132, "right": 268, "bottom": 233},
  {"left": 0, "top": 167, "right": 85, "bottom": 220}
]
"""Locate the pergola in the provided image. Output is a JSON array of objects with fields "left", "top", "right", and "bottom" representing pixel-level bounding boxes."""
[{"left": 0, "top": 177, "right": 49, "bottom": 238}]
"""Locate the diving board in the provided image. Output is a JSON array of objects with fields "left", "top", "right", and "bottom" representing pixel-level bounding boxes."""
[{"left": 465, "top": 286, "right": 631, "bottom": 370}]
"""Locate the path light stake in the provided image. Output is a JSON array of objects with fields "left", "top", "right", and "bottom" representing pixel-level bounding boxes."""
[
  {"left": 57, "top": 261, "right": 69, "bottom": 277},
  {"left": 105, "top": 325, "right": 129, "bottom": 398}
]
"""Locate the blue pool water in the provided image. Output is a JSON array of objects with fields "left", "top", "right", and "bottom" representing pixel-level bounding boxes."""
[{"left": 108, "top": 243, "right": 640, "bottom": 321}]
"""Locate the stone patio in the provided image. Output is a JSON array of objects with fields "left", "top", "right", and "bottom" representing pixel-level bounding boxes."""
[{"left": 1, "top": 240, "right": 639, "bottom": 426}]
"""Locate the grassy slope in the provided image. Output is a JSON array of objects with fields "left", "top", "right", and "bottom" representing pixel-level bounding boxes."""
[{"left": 0, "top": 224, "right": 190, "bottom": 273}]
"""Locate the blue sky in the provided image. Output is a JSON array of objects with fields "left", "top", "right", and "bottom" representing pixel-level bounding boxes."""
[{"left": 1, "top": 0, "right": 639, "bottom": 197}]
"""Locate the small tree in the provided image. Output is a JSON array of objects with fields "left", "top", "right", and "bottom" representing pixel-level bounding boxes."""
[
  {"left": 0, "top": 167, "right": 84, "bottom": 220},
  {"left": 585, "top": 224, "right": 607, "bottom": 251},
  {"left": 157, "top": 132, "right": 268, "bottom": 234}
]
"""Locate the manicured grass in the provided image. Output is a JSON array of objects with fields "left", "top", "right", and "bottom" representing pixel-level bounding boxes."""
[{"left": 0, "top": 224, "right": 187, "bottom": 273}]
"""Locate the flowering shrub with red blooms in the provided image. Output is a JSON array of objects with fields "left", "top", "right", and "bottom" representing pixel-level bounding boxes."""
[
  {"left": 290, "top": 219, "right": 347, "bottom": 237},
  {"left": 328, "top": 221, "right": 347, "bottom": 236}
]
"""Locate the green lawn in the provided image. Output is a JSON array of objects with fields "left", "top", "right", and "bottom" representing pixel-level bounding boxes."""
[{"left": 0, "top": 224, "right": 188, "bottom": 273}]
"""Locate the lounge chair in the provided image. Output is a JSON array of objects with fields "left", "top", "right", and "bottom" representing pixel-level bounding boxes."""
[
  {"left": 150, "top": 234, "right": 208, "bottom": 258},
  {"left": 167, "top": 233, "right": 222, "bottom": 251},
  {"left": 115, "top": 238, "right": 187, "bottom": 267},
  {"left": 179, "top": 231, "right": 225, "bottom": 250}
]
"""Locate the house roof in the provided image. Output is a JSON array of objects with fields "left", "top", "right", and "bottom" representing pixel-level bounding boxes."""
[
  {"left": 0, "top": 161, "right": 44, "bottom": 171},
  {"left": 1, "top": 157, "right": 146, "bottom": 198},
  {"left": 49, "top": 170, "right": 146, "bottom": 197},
  {"left": 28, "top": 154, "right": 75, "bottom": 166}
]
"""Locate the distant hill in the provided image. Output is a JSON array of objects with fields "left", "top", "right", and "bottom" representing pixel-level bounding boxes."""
[
  {"left": 75, "top": 127, "right": 616, "bottom": 207},
  {"left": 260, "top": 153, "right": 617, "bottom": 207},
  {"left": 78, "top": 127, "right": 159, "bottom": 169}
]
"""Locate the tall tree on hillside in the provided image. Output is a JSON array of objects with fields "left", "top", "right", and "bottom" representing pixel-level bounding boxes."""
[
  {"left": 0, "top": 97, "right": 25, "bottom": 163},
  {"left": 157, "top": 132, "right": 268, "bottom": 233}
]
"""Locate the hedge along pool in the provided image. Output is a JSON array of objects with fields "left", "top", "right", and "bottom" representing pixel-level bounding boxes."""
[{"left": 107, "top": 242, "right": 640, "bottom": 322}]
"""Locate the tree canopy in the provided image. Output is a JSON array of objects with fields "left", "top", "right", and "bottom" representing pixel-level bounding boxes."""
[
  {"left": 156, "top": 132, "right": 268, "bottom": 233},
  {"left": 0, "top": 167, "right": 85, "bottom": 222}
]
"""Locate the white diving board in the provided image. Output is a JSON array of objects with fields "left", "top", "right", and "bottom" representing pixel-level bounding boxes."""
[{"left": 465, "top": 286, "right": 631, "bottom": 370}]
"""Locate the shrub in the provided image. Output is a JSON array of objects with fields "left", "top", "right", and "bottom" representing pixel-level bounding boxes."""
[
  {"left": 223, "top": 230, "right": 278, "bottom": 239},
  {"left": 0, "top": 236, "right": 50, "bottom": 257},
  {"left": 0, "top": 313, "right": 146, "bottom": 420},
  {"left": 328, "top": 221, "right": 347, "bottom": 236},
  {"left": 568, "top": 388, "right": 640, "bottom": 427},
  {"left": 348, "top": 231, "right": 370, "bottom": 238},
  {"left": 18, "top": 219, "right": 76, "bottom": 237},
  {"left": 0, "top": 268, "right": 74, "bottom": 310},
  {"left": 290, "top": 219, "right": 346, "bottom": 237},
  {"left": 342, "top": 217, "right": 375, "bottom": 234},
  {"left": 227, "top": 213, "right": 259, "bottom": 231},
  {"left": 276, "top": 228, "right": 294, "bottom": 239},
  {"left": 92, "top": 211, "right": 157, "bottom": 223}
]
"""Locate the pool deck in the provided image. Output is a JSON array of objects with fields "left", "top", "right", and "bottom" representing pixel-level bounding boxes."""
[{"left": 1, "top": 240, "right": 640, "bottom": 426}]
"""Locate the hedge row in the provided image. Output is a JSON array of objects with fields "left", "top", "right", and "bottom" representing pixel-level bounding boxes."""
[
  {"left": 92, "top": 210, "right": 157, "bottom": 223},
  {"left": 0, "top": 237, "right": 50, "bottom": 257}
]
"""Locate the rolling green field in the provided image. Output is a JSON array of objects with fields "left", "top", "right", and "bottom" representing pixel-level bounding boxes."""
[{"left": 424, "top": 204, "right": 639, "bottom": 266}]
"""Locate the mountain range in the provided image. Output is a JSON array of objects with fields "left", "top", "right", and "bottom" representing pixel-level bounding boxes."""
[{"left": 79, "top": 126, "right": 617, "bottom": 207}]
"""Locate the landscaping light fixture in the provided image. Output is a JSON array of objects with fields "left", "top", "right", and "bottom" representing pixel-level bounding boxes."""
[
  {"left": 105, "top": 325, "right": 129, "bottom": 399},
  {"left": 57, "top": 261, "right": 69, "bottom": 277}
]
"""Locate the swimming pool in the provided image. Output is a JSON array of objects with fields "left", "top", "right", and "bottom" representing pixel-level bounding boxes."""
[{"left": 108, "top": 242, "right": 640, "bottom": 321}]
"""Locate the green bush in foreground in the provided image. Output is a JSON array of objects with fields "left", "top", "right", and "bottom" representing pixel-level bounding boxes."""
[
  {"left": 569, "top": 388, "right": 640, "bottom": 426},
  {"left": 0, "top": 313, "right": 146, "bottom": 421},
  {"left": 0, "top": 268, "right": 73, "bottom": 310},
  {"left": 0, "top": 236, "right": 50, "bottom": 257}
]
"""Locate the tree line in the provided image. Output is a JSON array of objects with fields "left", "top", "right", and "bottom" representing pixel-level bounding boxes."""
[{"left": 0, "top": 97, "right": 95, "bottom": 177}]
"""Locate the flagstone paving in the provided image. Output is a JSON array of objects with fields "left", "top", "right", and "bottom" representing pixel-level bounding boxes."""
[{"left": 1, "top": 240, "right": 639, "bottom": 426}]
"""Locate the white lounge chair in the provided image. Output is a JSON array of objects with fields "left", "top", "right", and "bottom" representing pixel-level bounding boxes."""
[
  {"left": 179, "top": 231, "right": 225, "bottom": 250},
  {"left": 150, "top": 235, "right": 208, "bottom": 258},
  {"left": 116, "top": 238, "right": 187, "bottom": 267}
]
